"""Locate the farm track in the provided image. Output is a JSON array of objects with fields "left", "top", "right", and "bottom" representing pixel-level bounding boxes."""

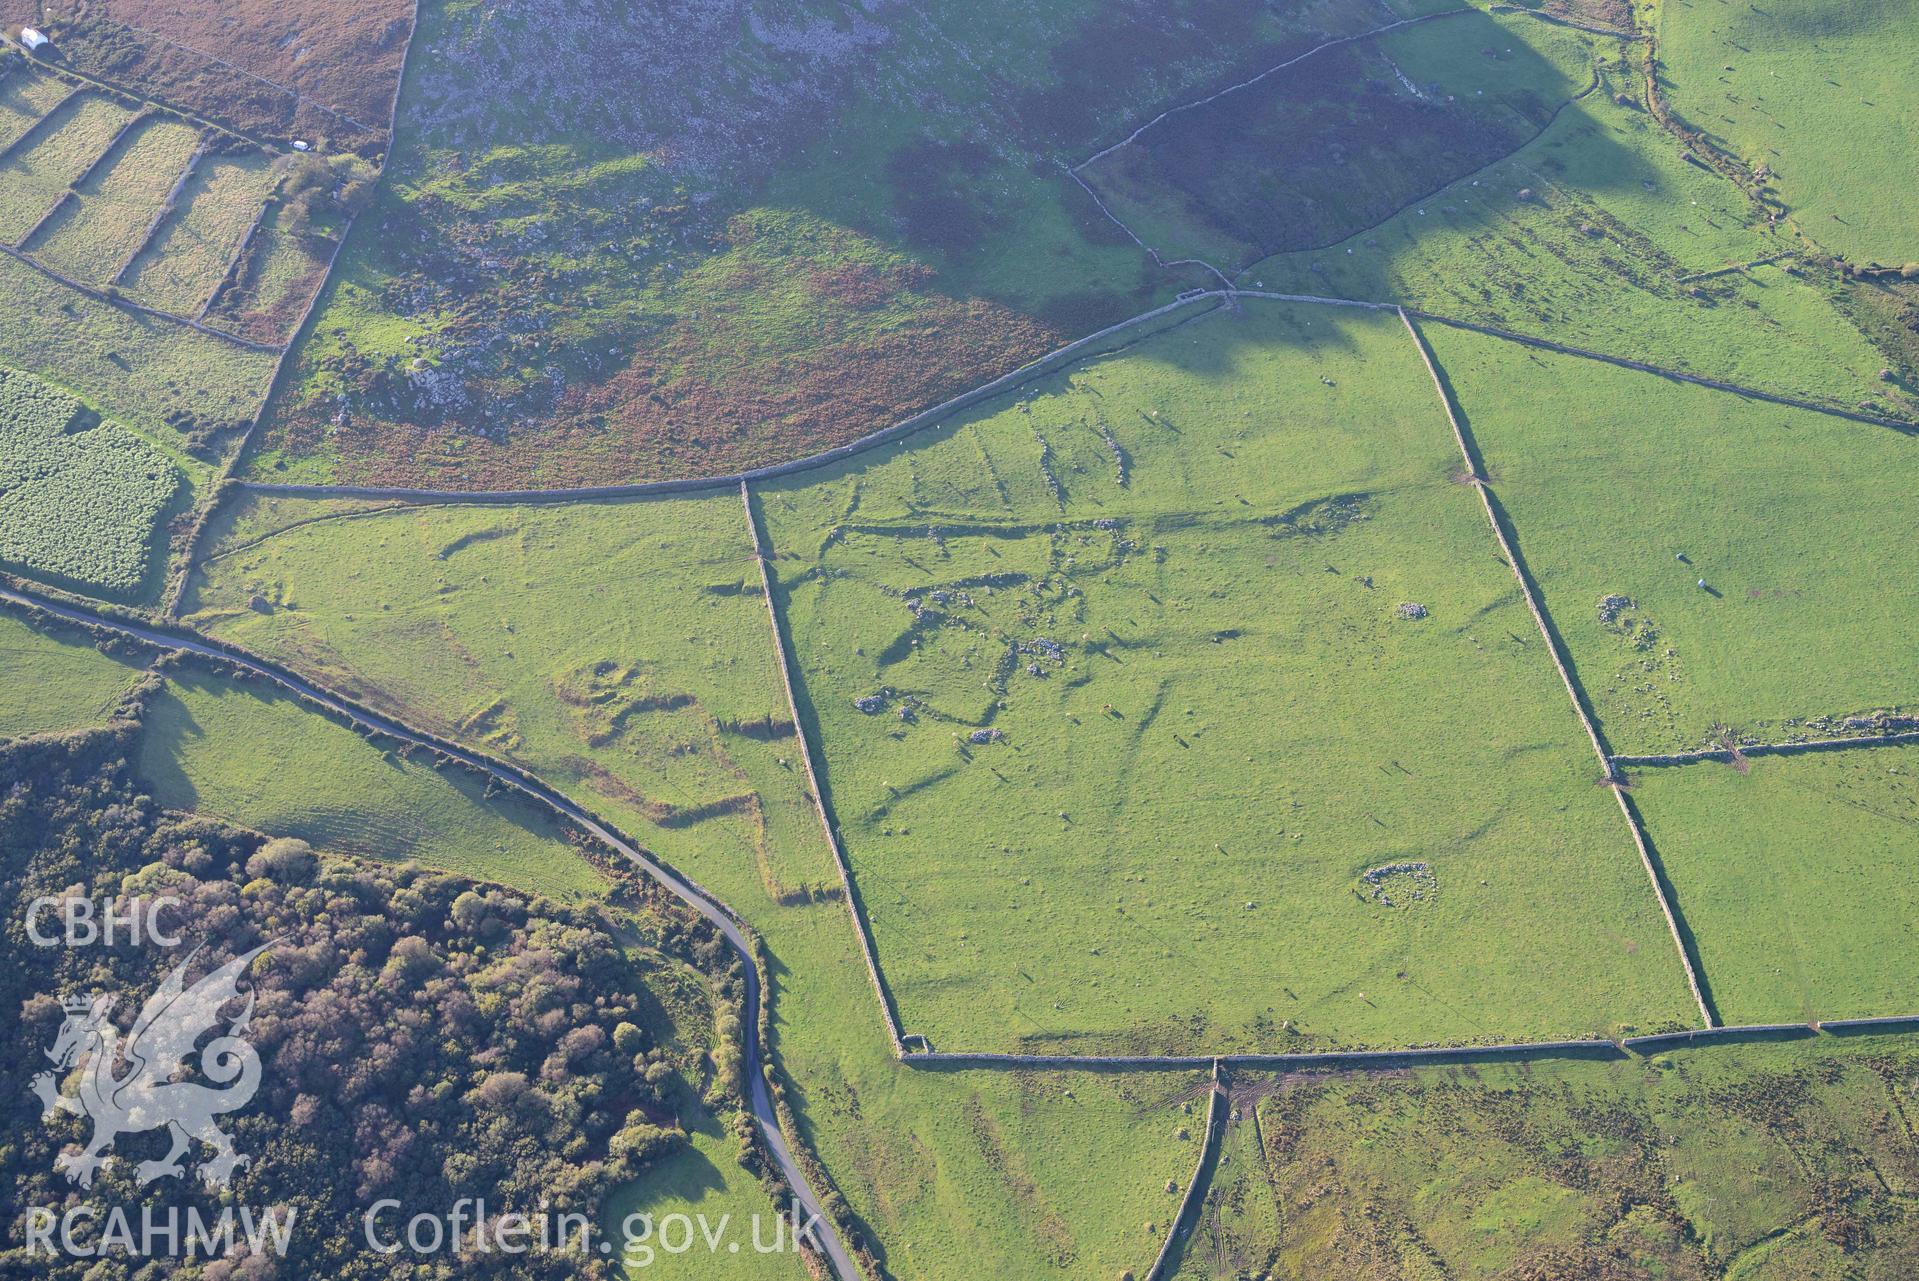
[{"left": 0, "top": 581, "right": 859, "bottom": 1281}]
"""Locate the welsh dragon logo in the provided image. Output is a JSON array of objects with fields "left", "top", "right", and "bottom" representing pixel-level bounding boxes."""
[{"left": 31, "top": 942, "right": 275, "bottom": 1190}]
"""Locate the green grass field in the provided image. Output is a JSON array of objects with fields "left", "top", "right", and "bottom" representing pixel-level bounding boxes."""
[
  {"left": 103, "top": 649, "right": 805, "bottom": 1276},
  {"left": 757, "top": 298, "right": 1694, "bottom": 1053},
  {"left": 122, "top": 149, "right": 278, "bottom": 315},
  {"left": 1659, "top": 0, "right": 1918, "bottom": 266},
  {"left": 0, "top": 250, "right": 278, "bottom": 441},
  {"left": 1631, "top": 745, "right": 1919, "bottom": 1026},
  {"left": 205, "top": 213, "right": 332, "bottom": 345},
  {"left": 1423, "top": 323, "right": 1919, "bottom": 755},
  {"left": 185, "top": 488, "right": 1216, "bottom": 1280},
  {"left": 134, "top": 666, "right": 608, "bottom": 902},
  {"left": 185, "top": 491, "right": 838, "bottom": 906},
  {"left": 0, "top": 91, "right": 135, "bottom": 243},
  {"left": 602, "top": 1109, "right": 811, "bottom": 1281},
  {"left": 1241, "top": 41, "right": 1904, "bottom": 418},
  {"left": 0, "top": 609, "right": 144, "bottom": 739},
  {"left": 30, "top": 115, "right": 201, "bottom": 285},
  {"left": 1173, "top": 1035, "right": 1919, "bottom": 1278},
  {"left": 0, "top": 63, "right": 74, "bottom": 152}
]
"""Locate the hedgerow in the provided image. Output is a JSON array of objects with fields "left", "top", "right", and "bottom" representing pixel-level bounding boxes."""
[{"left": 0, "top": 366, "right": 180, "bottom": 595}]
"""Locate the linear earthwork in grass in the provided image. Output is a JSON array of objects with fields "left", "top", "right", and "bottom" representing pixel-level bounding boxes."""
[
  {"left": 121, "top": 148, "right": 279, "bottom": 315},
  {"left": 29, "top": 115, "right": 202, "bottom": 284},
  {"left": 1658, "top": 0, "right": 1919, "bottom": 266},
  {"left": 0, "top": 249, "right": 279, "bottom": 442},
  {"left": 0, "top": 91, "right": 137, "bottom": 243},
  {"left": 0, "top": 65, "right": 76, "bottom": 152},
  {"left": 180, "top": 490, "right": 1211, "bottom": 1281},
  {"left": 1238, "top": 33, "right": 1906, "bottom": 419},
  {"left": 182, "top": 492, "right": 841, "bottom": 910},
  {"left": 755, "top": 297, "right": 1697, "bottom": 1055}
]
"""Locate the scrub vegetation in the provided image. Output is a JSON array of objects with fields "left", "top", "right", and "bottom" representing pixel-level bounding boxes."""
[
  {"left": 1172, "top": 1035, "right": 1919, "bottom": 1279},
  {"left": 0, "top": 365, "right": 183, "bottom": 596}
]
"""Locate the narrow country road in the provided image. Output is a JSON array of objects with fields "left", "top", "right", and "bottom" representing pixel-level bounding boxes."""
[{"left": 0, "top": 585, "right": 858, "bottom": 1281}]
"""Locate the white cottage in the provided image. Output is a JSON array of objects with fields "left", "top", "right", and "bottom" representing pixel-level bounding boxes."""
[{"left": 19, "top": 27, "right": 50, "bottom": 53}]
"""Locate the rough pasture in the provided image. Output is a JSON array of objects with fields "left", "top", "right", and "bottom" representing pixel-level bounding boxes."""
[
  {"left": 1423, "top": 325, "right": 1919, "bottom": 755},
  {"left": 1080, "top": 9, "right": 1601, "bottom": 268},
  {"left": 42, "top": 0, "right": 413, "bottom": 153},
  {"left": 246, "top": 0, "right": 1470, "bottom": 489}
]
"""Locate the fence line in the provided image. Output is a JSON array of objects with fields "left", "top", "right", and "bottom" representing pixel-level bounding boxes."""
[
  {"left": 739, "top": 483, "right": 908, "bottom": 1056},
  {"left": 0, "top": 85, "right": 83, "bottom": 166},
  {"left": 1399, "top": 307, "right": 1714, "bottom": 1028},
  {"left": 1405, "top": 308, "right": 1917, "bottom": 433},
  {"left": 1622, "top": 1024, "right": 1811, "bottom": 1052},
  {"left": 1146, "top": 1060, "right": 1225, "bottom": 1281},
  {"left": 238, "top": 293, "right": 1226, "bottom": 506},
  {"left": 16, "top": 189, "right": 74, "bottom": 250},
  {"left": 114, "top": 131, "right": 209, "bottom": 285},
  {"left": 1616, "top": 729, "right": 1919, "bottom": 768},
  {"left": 0, "top": 239, "right": 282, "bottom": 352},
  {"left": 1820, "top": 1014, "right": 1919, "bottom": 1033},
  {"left": 103, "top": 18, "right": 384, "bottom": 137},
  {"left": 227, "top": 287, "right": 1914, "bottom": 512},
  {"left": 164, "top": 0, "right": 423, "bottom": 619},
  {"left": 1073, "top": 10, "right": 1470, "bottom": 171},
  {"left": 199, "top": 158, "right": 287, "bottom": 321},
  {"left": 1061, "top": 163, "right": 1233, "bottom": 289},
  {"left": 12, "top": 581, "right": 1919, "bottom": 1079},
  {"left": 903, "top": 1040, "right": 1621, "bottom": 1072}
]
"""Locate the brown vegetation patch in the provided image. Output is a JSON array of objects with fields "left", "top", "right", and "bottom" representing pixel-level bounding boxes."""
[
  {"left": 44, "top": 0, "right": 412, "bottom": 152},
  {"left": 206, "top": 231, "right": 334, "bottom": 345},
  {"left": 1538, "top": 0, "right": 1634, "bottom": 34},
  {"left": 265, "top": 284, "right": 1058, "bottom": 491}
]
